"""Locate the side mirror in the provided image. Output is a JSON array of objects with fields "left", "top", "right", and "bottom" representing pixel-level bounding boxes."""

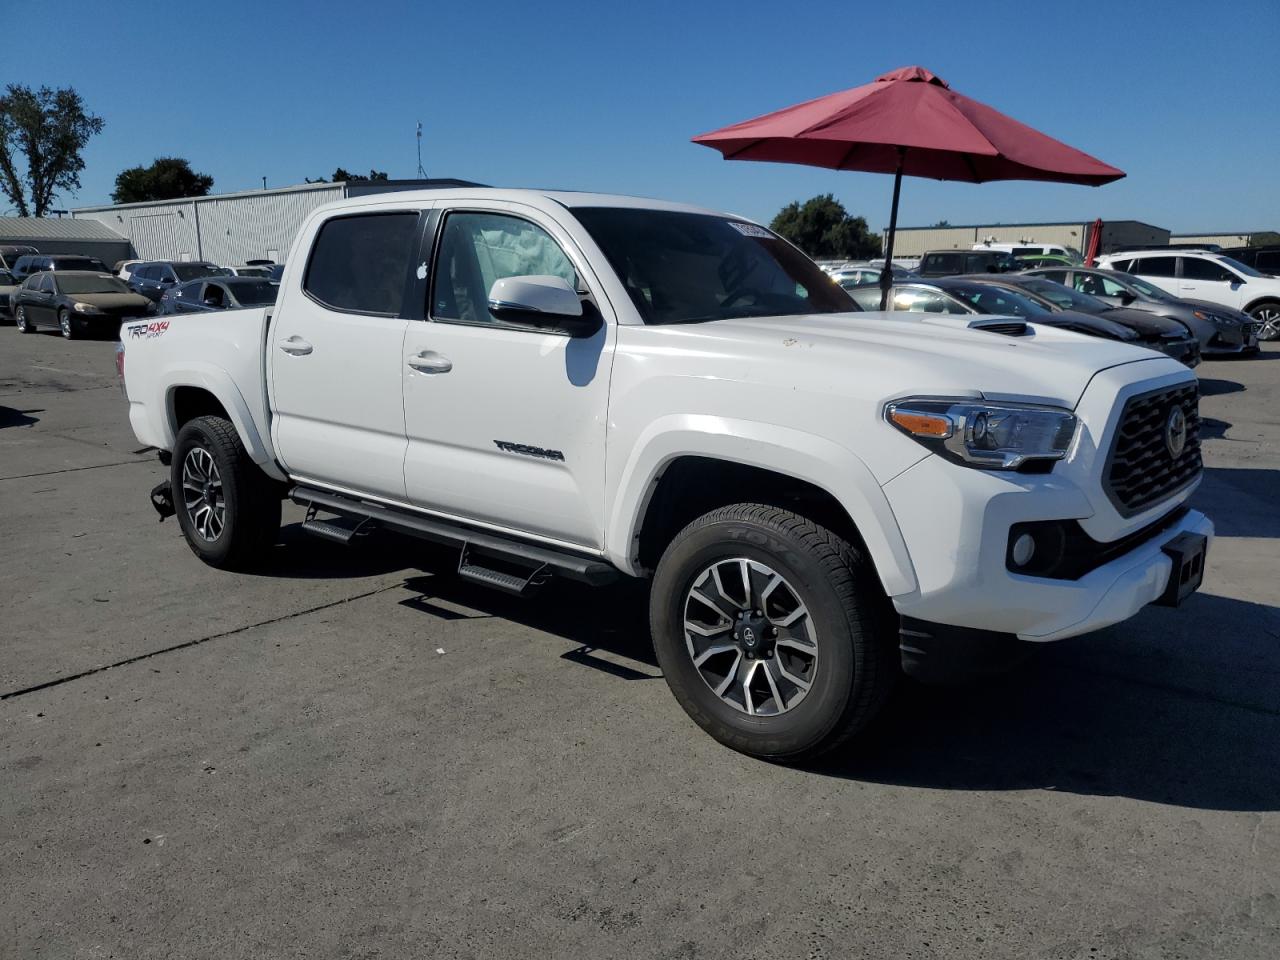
[
  {"left": 1119, "top": 291, "right": 1137, "bottom": 305},
  {"left": 487, "top": 275, "right": 598, "bottom": 337}
]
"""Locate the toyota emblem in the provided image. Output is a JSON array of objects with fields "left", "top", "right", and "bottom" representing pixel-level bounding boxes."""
[{"left": 1165, "top": 406, "right": 1187, "bottom": 459}]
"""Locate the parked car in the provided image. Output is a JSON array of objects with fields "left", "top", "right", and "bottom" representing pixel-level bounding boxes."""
[
  {"left": 12, "top": 271, "right": 153, "bottom": 339},
  {"left": 118, "top": 187, "right": 1212, "bottom": 761},
  {"left": 973, "top": 241, "right": 1081, "bottom": 262},
  {"left": 1025, "top": 266, "right": 1263, "bottom": 350},
  {"left": 0, "top": 269, "right": 17, "bottom": 318},
  {"left": 0, "top": 244, "right": 39, "bottom": 273},
  {"left": 832, "top": 264, "right": 911, "bottom": 286},
  {"left": 160, "top": 277, "right": 280, "bottom": 314},
  {"left": 845, "top": 277, "right": 1200, "bottom": 367},
  {"left": 1097, "top": 249, "right": 1280, "bottom": 335},
  {"left": 224, "top": 265, "right": 274, "bottom": 278},
  {"left": 114, "top": 259, "right": 146, "bottom": 281},
  {"left": 958, "top": 274, "right": 1203, "bottom": 366},
  {"left": 1218, "top": 245, "right": 1280, "bottom": 277},
  {"left": 10, "top": 253, "right": 110, "bottom": 283},
  {"left": 128, "top": 261, "right": 232, "bottom": 302},
  {"left": 917, "top": 248, "right": 1018, "bottom": 276}
]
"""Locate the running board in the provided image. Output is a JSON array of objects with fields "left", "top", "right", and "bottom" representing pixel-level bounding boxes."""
[
  {"left": 289, "top": 485, "right": 618, "bottom": 587},
  {"left": 300, "top": 504, "right": 376, "bottom": 545}
]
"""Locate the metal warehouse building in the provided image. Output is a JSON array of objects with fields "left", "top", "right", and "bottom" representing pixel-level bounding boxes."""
[
  {"left": 883, "top": 220, "right": 1170, "bottom": 258},
  {"left": 0, "top": 217, "right": 132, "bottom": 265},
  {"left": 71, "top": 178, "right": 479, "bottom": 266}
]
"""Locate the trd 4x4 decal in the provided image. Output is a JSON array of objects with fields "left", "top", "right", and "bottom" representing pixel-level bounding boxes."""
[{"left": 126, "top": 320, "right": 170, "bottom": 340}]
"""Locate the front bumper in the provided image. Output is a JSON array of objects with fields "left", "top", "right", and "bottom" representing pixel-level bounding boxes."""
[
  {"left": 1202, "top": 322, "right": 1258, "bottom": 354},
  {"left": 883, "top": 451, "right": 1213, "bottom": 643}
]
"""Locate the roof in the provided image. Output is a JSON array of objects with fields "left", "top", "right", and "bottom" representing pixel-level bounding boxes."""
[
  {"left": 311, "top": 187, "right": 725, "bottom": 218},
  {"left": 0, "top": 217, "right": 127, "bottom": 242}
]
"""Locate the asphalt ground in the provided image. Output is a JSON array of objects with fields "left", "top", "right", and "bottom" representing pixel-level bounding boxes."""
[{"left": 2, "top": 326, "right": 1277, "bottom": 960}]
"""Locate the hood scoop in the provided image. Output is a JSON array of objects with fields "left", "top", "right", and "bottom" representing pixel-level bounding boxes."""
[{"left": 910, "top": 314, "right": 1031, "bottom": 338}]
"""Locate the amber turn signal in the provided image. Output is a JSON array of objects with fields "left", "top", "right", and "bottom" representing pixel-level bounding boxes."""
[{"left": 888, "top": 409, "right": 952, "bottom": 438}]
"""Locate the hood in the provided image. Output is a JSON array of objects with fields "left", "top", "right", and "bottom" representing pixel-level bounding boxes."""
[
  {"left": 1096, "top": 306, "right": 1190, "bottom": 339},
  {"left": 1029, "top": 309, "right": 1138, "bottom": 342},
  {"left": 1180, "top": 298, "right": 1250, "bottom": 321},
  {"left": 72, "top": 292, "right": 152, "bottom": 310},
  {"left": 662, "top": 311, "right": 1169, "bottom": 409}
]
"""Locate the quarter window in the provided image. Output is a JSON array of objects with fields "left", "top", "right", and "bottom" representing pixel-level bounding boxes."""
[
  {"left": 304, "top": 212, "right": 419, "bottom": 315},
  {"left": 432, "top": 212, "right": 578, "bottom": 324}
]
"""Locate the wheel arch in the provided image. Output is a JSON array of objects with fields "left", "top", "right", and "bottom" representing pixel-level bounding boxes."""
[
  {"left": 607, "top": 417, "right": 918, "bottom": 596},
  {"left": 1244, "top": 295, "right": 1280, "bottom": 314},
  {"left": 160, "top": 367, "right": 285, "bottom": 481}
]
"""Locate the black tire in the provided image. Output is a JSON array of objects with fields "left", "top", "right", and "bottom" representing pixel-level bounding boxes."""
[
  {"left": 171, "top": 415, "right": 281, "bottom": 570},
  {"left": 14, "top": 305, "right": 33, "bottom": 333},
  {"left": 650, "top": 503, "right": 897, "bottom": 762},
  {"left": 58, "top": 308, "right": 78, "bottom": 340}
]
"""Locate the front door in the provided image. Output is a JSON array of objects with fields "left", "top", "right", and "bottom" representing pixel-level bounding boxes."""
[
  {"left": 401, "top": 204, "right": 614, "bottom": 549},
  {"left": 269, "top": 208, "right": 423, "bottom": 501},
  {"left": 29, "top": 273, "right": 57, "bottom": 325},
  {"left": 1177, "top": 256, "right": 1247, "bottom": 311}
]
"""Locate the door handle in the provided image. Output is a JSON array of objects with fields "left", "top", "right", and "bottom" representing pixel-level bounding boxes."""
[
  {"left": 278, "top": 336, "right": 313, "bottom": 356},
  {"left": 407, "top": 351, "right": 452, "bottom": 374}
]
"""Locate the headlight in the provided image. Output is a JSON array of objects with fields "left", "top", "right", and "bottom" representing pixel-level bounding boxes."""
[
  {"left": 1194, "top": 309, "right": 1237, "bottom": 327},
  {"left": 72, "top": 301, "right": 102, "bottom": 314},
  {"left": 885, "top": 397, "right": 1078, "bottom": 470}
]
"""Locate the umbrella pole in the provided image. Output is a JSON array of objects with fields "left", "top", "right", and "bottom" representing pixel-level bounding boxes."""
[{"left": 879, "top": 147, "right": 906, "bottom": 311}]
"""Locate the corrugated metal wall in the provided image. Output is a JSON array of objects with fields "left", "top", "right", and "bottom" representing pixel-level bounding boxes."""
[
  {"left": 1169, "top": 233, "right": 1252, "bottom": 248},
  {"left": 72, "top": 184, "right": 343, "bottom": 264}
]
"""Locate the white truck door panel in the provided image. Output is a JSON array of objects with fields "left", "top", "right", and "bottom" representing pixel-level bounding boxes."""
[
  {"left": 402, "top": 205, "right": 613, "bottom": 549},
  {"left": 268, "top": 209, "right": 422, "bottom": 500}
]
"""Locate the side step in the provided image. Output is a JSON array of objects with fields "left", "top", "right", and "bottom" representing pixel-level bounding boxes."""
[
  {"left": 301, "top": 504, "right": 375, "bottom": 545},
  {"left": 289, "top": 485, "right": 618, "bottom": 589}
]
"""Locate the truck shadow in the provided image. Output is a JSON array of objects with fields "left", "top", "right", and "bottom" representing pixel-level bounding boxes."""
[
  {"left": 397, "top": 559, "right": 1279, "bottom": 812},
  {"left": 818, "top": 591, "right": 1280, "bottom": 812},
  {"left": 1194, "top": 466, "right": 1280, "bottom": 538},
  {"left": 1196, "top": 377, "right": 1244, "bottom": 397},
  {"left": 0, "top": 405, "right": 41, "bottom": 428}
]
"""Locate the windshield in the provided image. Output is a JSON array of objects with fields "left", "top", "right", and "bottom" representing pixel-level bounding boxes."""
[
  {"left": 234, "top": 267, "right": 271, "bottom": 278},
  {"left": 228, "top": 280, "right": 278, "bottom": 305},
  {"left": 942, "top": 282, "right": 1052, "bottom": 318},
  {"left": 1216, "top": 256, "right": 1266, "bottom": 278},
  {"left": 573, "top": 208, "right": 857, "bottom": 324},
  {"left": 174, "top": 263, "right": 231, "bottom": 282},
  {"left": 55, "top": 275, "right": 130, "bottom": 294},
  {"left": 1014, "top": 277, "right": 1107, "bottom": 313}
]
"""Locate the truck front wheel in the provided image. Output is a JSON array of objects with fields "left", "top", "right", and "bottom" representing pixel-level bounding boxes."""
[
  {"left": 650, "top": 503, "right": 897, "bottom": 762},
  {"left": 171, "top": 415, "right": 281, "bottom": 569}
]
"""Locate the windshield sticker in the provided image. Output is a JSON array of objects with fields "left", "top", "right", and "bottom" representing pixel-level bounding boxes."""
[
  {"left": 728, "top": 222, "right": 773, "bottom": 239},
  {"left": 126, "top": 320, "right": 170, "bottom": 340}
]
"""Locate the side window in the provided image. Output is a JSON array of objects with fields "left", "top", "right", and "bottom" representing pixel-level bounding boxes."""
[
  {"left": 135, "top": 264, "right": 154, "bottom": 281},
  {"left": 892, "top": 287, "right": 961, "bottom": 314},
  {"left": 432, "top": 211, "right": 578, "bottom": 324},
  {"left": 1038, "top": 270, "right": 1068, "bottom": 284},
  {"left": 1109, "top": 259, "right": 1132, "bottom": 273},
  {"left": 1181, "top": 258, "right": 1235, "bottom": 282},
  {"left": 1134, "top": 256, "right": 1176, "bottom": 277},
  {"left": 37, "top": 273, "right": 53, "bottom": 293},
  {"left": 304, "top": 212, "right": 418, "bottom": 316}
]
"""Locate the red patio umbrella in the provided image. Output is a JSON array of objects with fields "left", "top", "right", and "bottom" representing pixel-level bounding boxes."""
[{"left": 693, "top": 66, "right": 1125, "bottom": 308}]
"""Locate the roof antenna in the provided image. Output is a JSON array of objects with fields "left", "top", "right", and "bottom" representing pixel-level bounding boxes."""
[{"left": 416, "top": 122, "right": 428, "bottom": 179}]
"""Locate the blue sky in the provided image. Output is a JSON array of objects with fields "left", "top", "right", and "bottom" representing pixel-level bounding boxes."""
[{"left": 7, "top": 0, "right": 1278, "bottom": 232}]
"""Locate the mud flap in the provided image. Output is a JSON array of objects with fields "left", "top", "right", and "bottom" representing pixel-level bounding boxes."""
[{"left": 150, "top": 480, "right": 175, "bottom": 522}]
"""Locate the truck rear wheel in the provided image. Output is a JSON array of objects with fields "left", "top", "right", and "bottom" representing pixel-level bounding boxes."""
[
  {"left": 650, "top": 503, "right": 897, "bottom": 762},
  {"left": 171, "top": 415, "right": 281, "bottom": 570}
]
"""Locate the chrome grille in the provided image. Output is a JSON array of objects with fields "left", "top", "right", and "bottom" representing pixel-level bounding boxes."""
[{"left": 1104, "top": 383, "right": 1202, "bottom": 516}]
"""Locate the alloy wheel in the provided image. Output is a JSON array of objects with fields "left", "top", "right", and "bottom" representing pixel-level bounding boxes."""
[
  {"left": 15, "top": 306, "right": 28, "bottom": 332},
  {"left": 1254, "top": 305, "right": 1280, "bottom": 341},
  {"left": 682, "top": 558, "right": 818, "bottom": 716},
  {"left": 59, "top": 311, "right": 71, "bottom": 338},
  {"left": 181, "top": 447, "right": 225, "bottom": 542}
]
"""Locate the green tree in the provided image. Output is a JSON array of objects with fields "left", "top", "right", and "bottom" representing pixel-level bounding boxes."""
[
  {"left": 0, "top": 84, "right": 104, "bottom": 217},
  {"left": 312, "top": 167, "right": 390, "bottom": 183},
  {"left": 112, "top": 157, "right": 213, "bottom": 204},
  {"left": 770, "top": 194, "right": 881, "bottom": 259}
]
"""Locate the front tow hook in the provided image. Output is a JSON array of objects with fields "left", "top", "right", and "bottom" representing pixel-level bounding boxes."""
[{"left": 150, "top": 480, "right": 176, "bottom": 522}]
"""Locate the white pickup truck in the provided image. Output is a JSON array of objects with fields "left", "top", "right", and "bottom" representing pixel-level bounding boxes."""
[{"left": 119, "top": 188, "right": 1212, "bottom": 760}]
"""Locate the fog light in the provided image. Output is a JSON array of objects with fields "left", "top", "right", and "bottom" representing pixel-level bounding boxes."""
[{"left": 1011, "top": 533, "right": 1036, "bottom": 568}]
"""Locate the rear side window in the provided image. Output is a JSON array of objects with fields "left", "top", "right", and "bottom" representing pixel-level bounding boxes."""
[
  {"left": 923, "top": 253, "right": 959, "bottom": 273},
  {"left": 1133, "top": 256, "right": 1176, "bottom": 277},
  {"left": 304, "top": 212, "right": 419, "bottom": 316}
]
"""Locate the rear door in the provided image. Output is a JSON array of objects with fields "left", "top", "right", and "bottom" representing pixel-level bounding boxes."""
[
  {"left": 268, "top": 206, "right": 424, "bottom": 500},
  {"left": 1178, "top": 256, "right": 1247, "bottom": 310},
  {"left": 400, "top": 201, "right": 615, "bottom": 548},
  {"left": 1126, "top": 255, "right": 1179, "bottom": 296}
]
